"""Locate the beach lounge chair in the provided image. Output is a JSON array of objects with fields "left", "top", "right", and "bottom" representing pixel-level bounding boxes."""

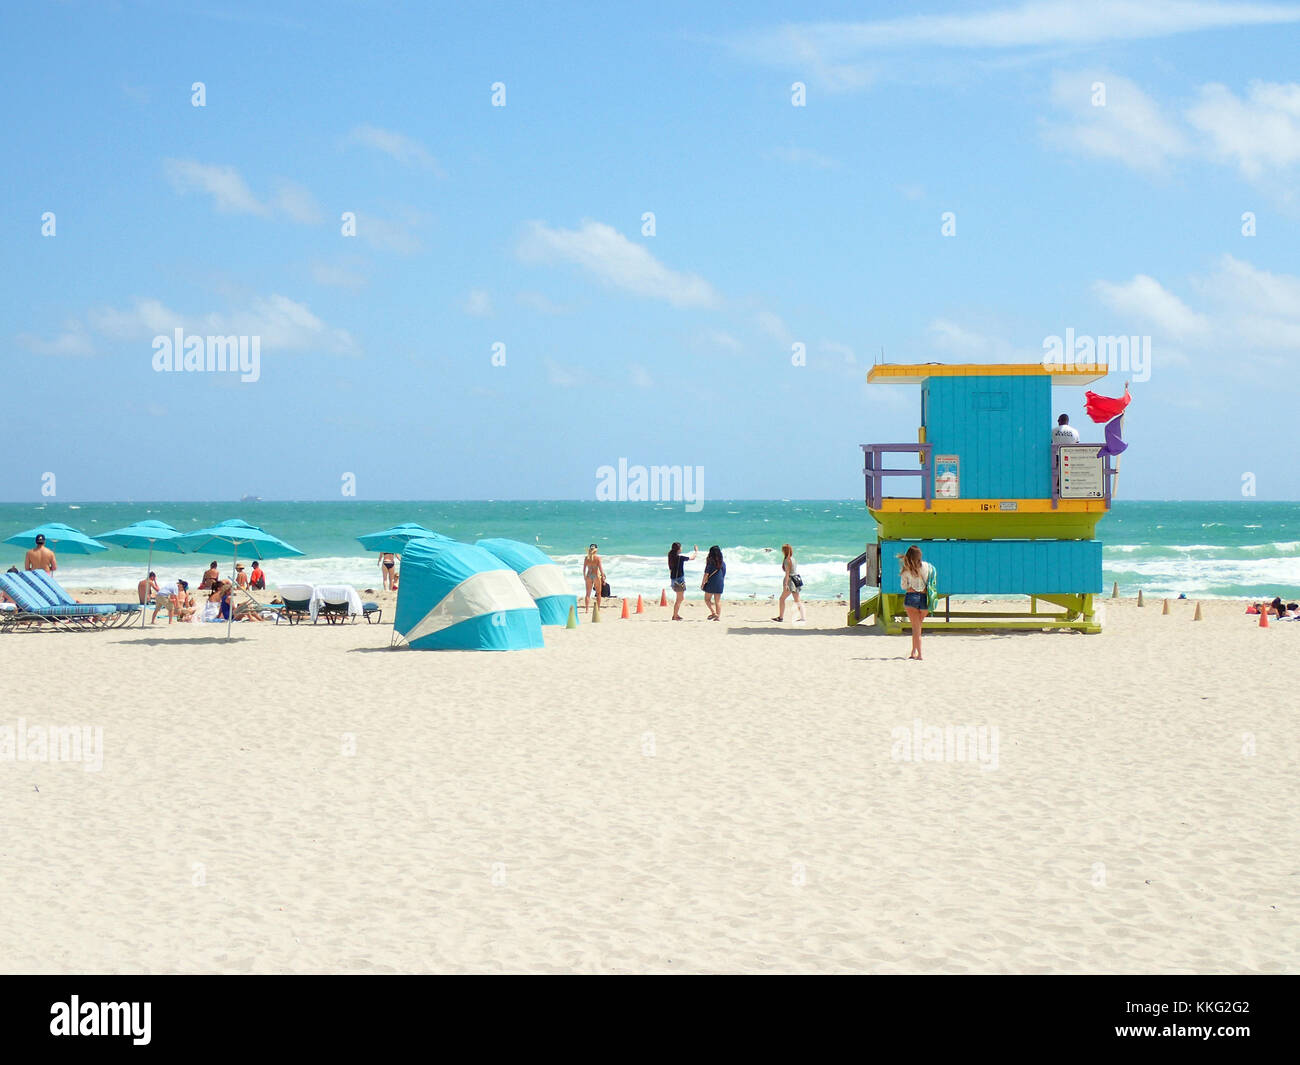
[
  {"left": 26, "top": 570, "right": 141, "bottom": 619},
  {"left": 309, "top": 584, "right": 370, "bottom": 625},
  {"left": 275, "top": 584, "right": 314, "bottom": 625},
  {"left": 0, "top": 572, "right": 130, "bottom": 631}
]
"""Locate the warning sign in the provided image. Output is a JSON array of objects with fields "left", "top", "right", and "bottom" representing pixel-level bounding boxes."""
[{"left": 1059, "top": 446, "right": 1105, "bottom": 499}]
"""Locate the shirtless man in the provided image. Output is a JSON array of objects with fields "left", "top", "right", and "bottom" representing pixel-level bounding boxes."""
[
  {"left": 24, "top": 533, "right": 56, "bottom": 574},
  {"left": 138, "top": 571, "right": 159, "bottom": 604}
]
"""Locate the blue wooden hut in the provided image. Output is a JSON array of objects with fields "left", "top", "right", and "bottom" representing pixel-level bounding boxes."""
[{"left": 847, "top": 362, "right": 1118, "bottom": 633}]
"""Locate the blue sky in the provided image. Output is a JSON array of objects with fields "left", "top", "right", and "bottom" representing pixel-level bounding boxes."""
[{"left": 3, "top": 0, "right": 1299, "bottom": 502}]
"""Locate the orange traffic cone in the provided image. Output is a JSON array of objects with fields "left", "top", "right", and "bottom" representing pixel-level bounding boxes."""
[
  {"left": 635, "top": 594, "right": 644, "bottom": 614},
  {"left": 620, "top": 598, "right": 630, "bottom": 619},
  {"left": 1259, "top": 606, "right": 1269, "bottom": 628},
  {"left": 659, "top": 589, "right": 667, "bottom": 607}
]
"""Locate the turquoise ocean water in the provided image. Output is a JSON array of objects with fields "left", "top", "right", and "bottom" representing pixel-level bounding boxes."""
[{"left": 3, "top": 500, "right": 1298, "bottom": 600}]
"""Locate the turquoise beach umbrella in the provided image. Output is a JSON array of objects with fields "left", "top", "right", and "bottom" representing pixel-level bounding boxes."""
[
  {"left": 178, "top": 519, "right": 305, "bottom": 638},
  {"left": 356, "top": 523, "right": 451, "bottom": 554},
  {"left": 4, "top": 521, "right": 107, "bottom": 555},
  {"left": 98, "top": 519, "right": 192, "bottom": 628}
]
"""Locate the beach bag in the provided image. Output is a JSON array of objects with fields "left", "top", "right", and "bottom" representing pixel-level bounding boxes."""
[
  {"left": 790, "top": 573, "right": 803, "bottom": 589},
  {"left": 924, "top": 563, "right": 938, "bottom": 613},
  {"left": 601, "top": 580, "right": 611, "bottom": 599}
]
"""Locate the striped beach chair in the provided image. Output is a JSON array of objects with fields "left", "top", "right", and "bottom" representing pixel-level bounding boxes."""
[{"left": 0, "top": 571, "right": 130, "bottom": 631}]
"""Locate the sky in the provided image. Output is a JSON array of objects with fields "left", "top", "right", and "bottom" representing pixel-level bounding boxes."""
[{"left": 3, "top": 0, "right": 1299, "bottom": 502}]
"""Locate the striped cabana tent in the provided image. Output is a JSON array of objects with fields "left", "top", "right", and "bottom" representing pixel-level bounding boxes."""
[
  {"left": 393, "top": 538, "right": 544, "bottom": 650},
  {"left": 475, "top": 538, "right": 576, "bottom": 626}
]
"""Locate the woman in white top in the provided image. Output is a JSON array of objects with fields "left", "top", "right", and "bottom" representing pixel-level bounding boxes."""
[
  {"left": 773, "top": 544, "right": 805, "bottom": 623},
  {"left": 898, "top": 544, "right": 934, "bottom": 661}
]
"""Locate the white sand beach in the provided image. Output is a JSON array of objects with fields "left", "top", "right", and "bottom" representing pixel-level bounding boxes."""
[{"left": 1, "top": 594, "right": 1296, "bottom": 973}]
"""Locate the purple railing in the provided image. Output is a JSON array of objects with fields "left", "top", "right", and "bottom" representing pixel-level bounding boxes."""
[{"left": 862, "top": 443, "right": 932, "bottom": 510}]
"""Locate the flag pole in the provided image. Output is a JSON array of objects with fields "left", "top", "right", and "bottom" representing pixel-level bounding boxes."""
[{"left": 1112, "top": 412, "right": 1125, "bottom": 498}]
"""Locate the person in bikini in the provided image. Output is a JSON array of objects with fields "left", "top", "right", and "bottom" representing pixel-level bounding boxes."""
[
  {"left": 199, "top": 561, "right": 220, "bottom": 590},
  {"left": 380, "top": 552, "right": 397, "bottom": 591},
  {"left": 582, "top": 544, "right": 605, "bottom": 612}
]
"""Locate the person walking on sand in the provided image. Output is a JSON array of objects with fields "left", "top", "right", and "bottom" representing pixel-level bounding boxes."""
[
  {"left": 24, "top": 533, "right": 56, "bottom": 574},
  {"left": 249, "top": 561, "right": 266, "bottom": 590},
  {"left": 899, "top": 544, "right": 935, "bottom": 661},
  {"left": 582, "top": 544, "right": 605, "bottom": 613},
  {"left": 379, "top": 552, "right": 397, "bottom": 591},
  {"left": 701, "top": 546, "right": 726, "bottom": 621},
  {"left": 773, "top": 544, "right": 806, "bottom": 623},
  {"left": 668, "top": 542, "right": 697, "bottom": 620}
]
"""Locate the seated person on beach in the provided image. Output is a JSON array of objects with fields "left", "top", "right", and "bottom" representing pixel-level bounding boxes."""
[
  {"left": 199, "top": 561, "right": 220, "bottom": 590},
  {"left": 24, "top": 533, "right": 57, "bottom": 574},
  {"left": 138, "top": 572, "right": 159, "bottom": 604},
  {"left": 249, "top": 562, "right": 266, "bottom": 590},
  {"left": 1052, "top": 414, "right": 1080, "bottom": 445}
]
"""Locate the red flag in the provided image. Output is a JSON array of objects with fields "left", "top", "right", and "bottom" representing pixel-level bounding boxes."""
[{"left": 1084, "top": 383, "right": 1131, "bottom": 424}]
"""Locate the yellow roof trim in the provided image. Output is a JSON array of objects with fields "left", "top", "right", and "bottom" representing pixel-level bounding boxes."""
[
  {"left": 869, "top": 499, "right": 1109, "bottom": 514},
  {"left": 867, "top": 363, "right": 1109, "bottom": 385}
]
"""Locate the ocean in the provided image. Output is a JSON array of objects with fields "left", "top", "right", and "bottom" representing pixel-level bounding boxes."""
[{"left": 4, "top": 500, "right": 1298, "bottom": 600}]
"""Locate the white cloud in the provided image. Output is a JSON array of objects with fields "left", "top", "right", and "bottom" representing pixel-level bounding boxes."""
[
  {"left": 516, "top": 291, "right": 571, "bottom": 315},
  {"left": 164, "top": 160, "right": 325, "bottom": 223},
  {"left": 16, "top": 320, "right": 94, "bottom": 357},
  {"left": 765, "top": 145, "right": 839, "bottom": 169},
  {"left": 732, "top": 1, "right": 1300, "bottom": 58},
  {"left": 756, "top": 311, "right": 791, "bottom": 342},
  {"left": 703, "top": 329, "right": 742, "bottom": 352},
  {"left": 85, "top": 295, "right": 355, "bottom": 354},
  {"left": 727, "top": 2, "right": 1300, "bottom": 91},
  {"left": 821, "top": 340, "right": 857, "bottom": 365},
  {"left": 311, "top": 260, "right": 369, "bottom": 290},
  {"left": 164, "top": 159, "right": 269, "bottom": 215},
  {"left": 272, "top": 180, "right": 324, "bottom": 224},
  {"left": 1093, "top": 274, "right": 1210, "bottom": 339},
  {"left": 1187, "top": 81, "right": 1300, "bottom": 179},
  {"left": 517, "top": 220, "right": 720, "bottom": 309},
  {"left": 353, "top": 210, "right": 426, "bottom": 255},
  {"left": 928, "top": 318, "right": 995, "bottom": 355},
  {"left": 348, "top": 125, "right": 444, "bottom": 175},
  {"left": 543, "top": 358, "right": 590, "bottom": 388},
  {"left": 1194, "top": 254, "right": 1300, "bottom": 350},
  {"left": 464, "top": 289, "right": 493, "bottom": 316},
  {"left": 1044, "top": 71, "right": 1188, "bottom": 173}
]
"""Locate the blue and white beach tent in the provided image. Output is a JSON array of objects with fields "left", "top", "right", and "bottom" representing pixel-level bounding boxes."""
[
  {"left": 475, "top": 538, "right": 576, "bottom": 626},
  {"left": 393, "top": 539, "right": 545, "bottom": 651}
]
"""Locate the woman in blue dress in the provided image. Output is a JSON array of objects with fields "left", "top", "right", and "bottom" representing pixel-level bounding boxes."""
[{"left": 701, "top": 545, "right": 726, "bottom": 621}]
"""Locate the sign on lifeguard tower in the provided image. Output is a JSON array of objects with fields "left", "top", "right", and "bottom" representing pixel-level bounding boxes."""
[
  {"left": 934, "top": 455, "right": 960, "bottom": 498},
  {"left": 1058, "top": 446, "right": 1105, "bottom": 499}
]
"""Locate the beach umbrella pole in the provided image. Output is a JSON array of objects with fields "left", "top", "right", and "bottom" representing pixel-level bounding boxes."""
[
  {"left": 227, "top": 546, "right": 238, "bottom": 638},
  {"left": 142, "top": 543, "right": 154, "bottom": 628}
]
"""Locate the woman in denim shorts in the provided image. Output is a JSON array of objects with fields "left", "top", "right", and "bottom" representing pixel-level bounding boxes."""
[
  {"left": 898, "top": 544, "right": 935, "bottom": 661},
  {"left": 667, "top": 542, "right": 698, "bottom": 621}
]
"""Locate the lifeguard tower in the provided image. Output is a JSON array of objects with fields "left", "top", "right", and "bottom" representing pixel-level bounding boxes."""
[{"left": 846, "top": 362, "right": 1117, "bottom": 633}]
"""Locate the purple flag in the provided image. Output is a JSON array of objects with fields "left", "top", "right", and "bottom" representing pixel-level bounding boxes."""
[{"left": 1097, "top": 415, "right": 1128, "bottom": 458}]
